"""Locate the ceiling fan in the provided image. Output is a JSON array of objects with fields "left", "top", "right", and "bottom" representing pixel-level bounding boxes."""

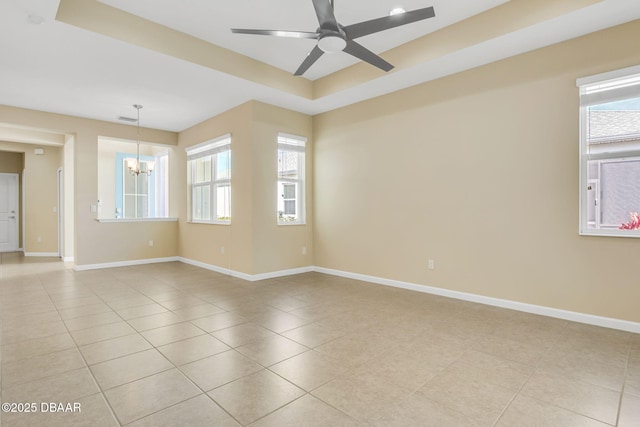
[{"left": 231, "top": 0, "right": 436, "bottom": 76}]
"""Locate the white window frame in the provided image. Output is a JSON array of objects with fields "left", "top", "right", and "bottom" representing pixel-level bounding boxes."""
[
  {"left": 186, "top": 134, "right": 231, "bottom": 224},
  {"left": 277, "top": 133, "right": 306, "bottom": 225},
  {"left": 577, "top": 65, "right": 640, "bottom": 237}
]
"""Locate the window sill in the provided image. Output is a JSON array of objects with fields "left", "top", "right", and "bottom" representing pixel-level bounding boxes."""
[
  {"left": 580, "top": 228, "right": 640, "bottom": 238},
  {"left": 277, "top": 222, "right": 306, "bottom": 226},
  {"left": 96, "top": 217, "right": 178, "bottom": 223},
  {"left": 187, "top": 220, "right": 231, "bottom": 226}
]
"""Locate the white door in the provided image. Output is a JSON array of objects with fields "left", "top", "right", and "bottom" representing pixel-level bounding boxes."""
[{"left": 0, "top": 173, "right": 19, "bottom": 252}]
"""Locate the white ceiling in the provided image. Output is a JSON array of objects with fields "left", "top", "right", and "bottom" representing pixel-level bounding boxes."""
[{"left": 1, "top": 0, "right": 640, "bottom": 132}]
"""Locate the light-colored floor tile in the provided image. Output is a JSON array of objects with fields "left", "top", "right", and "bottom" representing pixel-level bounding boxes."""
[
  {"left": 158, "top": 296, "right": 207, "bottom": 310},
  {"left": 619, "top": 393, "right": 640, "bottom": 427},
  {"left": 520, "top": 372, "right": 620, "bottom": 425},
  {"left": 496, "top": 394, "right": 611, "bottom": 427},
  {"left": 63, "top": 311, "right": 123, "bottom": 332},
  {"left": 442, "top": 350, "right": 532, "bottom": 392},
  {"left": 0, "top": 333, "right": 76, "bottom": 365},
  {"left": 158, "top": 334, "right": 230, "bottom": 366},
  {"left": 79, "top": 333, "right": 152, "bottom": 365},
  {"left": 70, "top": 321, "right": 137, "bottom": 346},
  {"left": 269, "top": 350, "right": 349, "bottom": 391},
  {"left": 373, "top": 392, "right": 481, "bottom": 427},
  {"left": 314, "top": 334, "right": 385, "bottom": 367},
  {"left": 347, "top": 351, "right": 443, "bottom": 392},
  {"left": 104, "top": 369, "right": 201, "bottom": 425},
  {"left": 57, "top": 303, "right": 113, "bottom": 320},
  {"left": 106, "top": 296, "right": 156, "bottom": 310},
  {"left": 281, "top": 322, "right": 346, "bottom": 348},
  {"left": 127, "top": 312, "right": 185, "bottom": 332},
  {"left": 312, "top": 374, "right": 413, "bottom": 424},
  {"left": 208, "top": 369, "right": 305, "bottom": 425},
  {"left": 235, "top": 335, "right": 308, "bottom": 366},
  {"left": 250, "top": 394, "right": 361, "bottom": 427},
  {"left": 115, "top": 303, "right": 168, "bottom": 320},
  {"left": 537, "top": 351, "right": 627, "bottom": 391},
  {"left": 2, "top": 348, "right": 86, "bottom": 387},
  {"left": 417, "top": 368, "right": 516, "bottom": 426},
  {"left": 1, "top": 320, "right": 68, "bottom": 345},
  {"left": 253, "top": 311, "right": 311, "bottom": 333},
  {"left": 126, "top": 395, "right": 240, "bottom": 427},
  {"left": 472, "top": 333, "right": 550, "bottom": 366},
  {"left": 141, "top": 322, "right": 205, "bottom": 347},
  {"left": 181, "top": 350, "right": 263, "bottom": 391},
  {"left": 1, "top": 367, "right": 99, "bottom": 403},
  {"left": 172, "top": 303, "right": 226, "bottom": 321},
  {"left": 2, "top": 260, "right": 638, "bottom": 427},
  {"left": 90, "top": 348, "right": 174, "bottom": 390},
  {"left": 212, "top": 323, "right": 277, "bottom": 347},
  {"left": 0, "top": 392, "right": 119, "bottom": 427},
  {"left": 190, "top": 312, "right": 248, "bottom": 332}
]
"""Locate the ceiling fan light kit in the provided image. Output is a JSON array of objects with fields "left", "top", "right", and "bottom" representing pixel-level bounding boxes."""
[{"left": 231, "top": 0, "right": 435, "bottom": 76}]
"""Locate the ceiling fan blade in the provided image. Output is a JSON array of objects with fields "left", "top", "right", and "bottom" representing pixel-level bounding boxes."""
[
  {"left": 312, "top": 0, "right": 339, "bottom": 31},
  {"left": 343, "top": 40, "right": 393, "bottom": 72},
  {"left": 344, "top": 6, "right": 435, "bottom": 39},
  {"left": 231, "top": 29, "right": 318, "bottom": 39},
  {"left": 294, "top": 45, "right": 324, "bottom": 76}
]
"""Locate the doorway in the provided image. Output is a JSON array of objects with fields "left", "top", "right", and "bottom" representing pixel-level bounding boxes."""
[{"left": 0, "top": 173, "right": 19, "bottom": 252}]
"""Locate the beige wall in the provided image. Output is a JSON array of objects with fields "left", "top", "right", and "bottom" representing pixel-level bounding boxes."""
[
  {"left": 177, "top": 101, "right": 313, "bottom": 275},
  {"left": 0, "top": 142, "right": 60, "bottom": 253},
  {"left": 24, "top": 145, "right": 62, "bottom": 253},
  {"left": 0, "top": 105, "right": 179, "bottom": 265},
  {"left": 313, "top": 20, "right": 640, "bottom": 323}
]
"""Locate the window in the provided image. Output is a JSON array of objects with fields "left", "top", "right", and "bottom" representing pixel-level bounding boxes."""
[
  {"left": 578, "top": 66, "right": 640, "bottom": 236},
  {"left": 277, "top": 133, "right": 306, "bottom": 224},
  {"left": 110, "top": 148, "right": 169, "bottom": 219},
  {"left": 186, "top": 134, "right": 231, "bottom": 223}
]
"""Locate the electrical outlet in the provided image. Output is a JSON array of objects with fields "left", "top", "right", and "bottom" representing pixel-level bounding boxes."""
[
  {"left": 37, "top": 236, "right": 42, "bottom": 243},
  {"left": 428, "top": 259, "right": 435, "bottom": 270},
  {"left": 148, "top": 240, "right": 154, "bottom": 247},
  {"left": 302, "top": 246, "right": 307, "bottom": 255},
  {"left": 221, "top": 246, "right": 225, "bottom": 254}
]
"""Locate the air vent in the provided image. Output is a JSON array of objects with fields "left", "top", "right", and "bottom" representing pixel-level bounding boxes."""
[{"left": 118, "top": 116, "right": 138, "bottom": 123}]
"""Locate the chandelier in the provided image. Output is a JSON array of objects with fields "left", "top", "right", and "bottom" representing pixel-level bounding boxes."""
[{"left": 126, "top": 104, "right": 154, "bottom": 176}]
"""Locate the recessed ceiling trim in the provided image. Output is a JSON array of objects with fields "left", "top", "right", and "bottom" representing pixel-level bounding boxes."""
[{"left": 55, "top": 0, "right": 313, "bottom": 99}]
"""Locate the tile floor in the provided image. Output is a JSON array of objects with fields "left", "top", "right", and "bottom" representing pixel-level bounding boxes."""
[{"left": 0, "top": 253, "right": 639, "bottom": 426}]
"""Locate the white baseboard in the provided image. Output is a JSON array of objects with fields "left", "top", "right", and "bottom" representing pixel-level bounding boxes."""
[
  {"left": 62, "top": 256, "right": 74, "bottom": 262},
  {"left": 177, "top": 257, "right": 313, "bottom": 282},
  {"left": 24, "top": 252, "right": 59, "bottom": 257},
  {"left": 69, "top": 255, "right": 640, "bottom": 333},
  {"left": 314, "top": 266, "right": 640, "bottom": 334},
  {"left": 74, "top": 257, "right": 179, "bottom": 271},
  {"left": 177, "top": 257, "right": 232, "bottom": 276}
]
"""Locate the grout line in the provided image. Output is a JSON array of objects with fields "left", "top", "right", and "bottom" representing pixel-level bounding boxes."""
[{"left": 615, "top": 343, "right": 632, "bottom": 426}]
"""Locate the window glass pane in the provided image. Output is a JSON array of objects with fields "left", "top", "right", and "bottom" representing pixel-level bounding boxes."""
[
  {"left": 216, "top": 183, "right": 230, "bottom": 221},
  {"left": 600, "top": 159, "right": 640, "bottom": 227},
  {"left": 124, "top": 195, "right": 136, "bottom": 218},
  {"left": 137, "top": 174, "right": 148, "bottom": 194},
  {"left": 124, "top": 168, "right": 136, "bottom": 194},
  {"left": 193, "top": 185, "right": 211, "bottom": 221},
  {"left": 216, "top": 150, "right": 231, "bottom": 180},
  {"left": 195, "top": 156, "right": 212, "bottom": 183},
  {"left": 587, "top": 96, "right": 640, "bottom": 146},
  {"left": 136, "top": 195, "right": 148, "bottom": 218},
  {"left": 284, "top": 200, "right": 296, "bottom": 215},
  {"left": 278, "top": 150, "right": 299, "bottom": 179},
  {"left": 283, "top": 183, "right": 296, "bottom": 199}
]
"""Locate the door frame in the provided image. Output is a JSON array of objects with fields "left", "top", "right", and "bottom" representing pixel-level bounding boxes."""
[{"left": 0, "top": 172, "right": 20, "bottom": 252}]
